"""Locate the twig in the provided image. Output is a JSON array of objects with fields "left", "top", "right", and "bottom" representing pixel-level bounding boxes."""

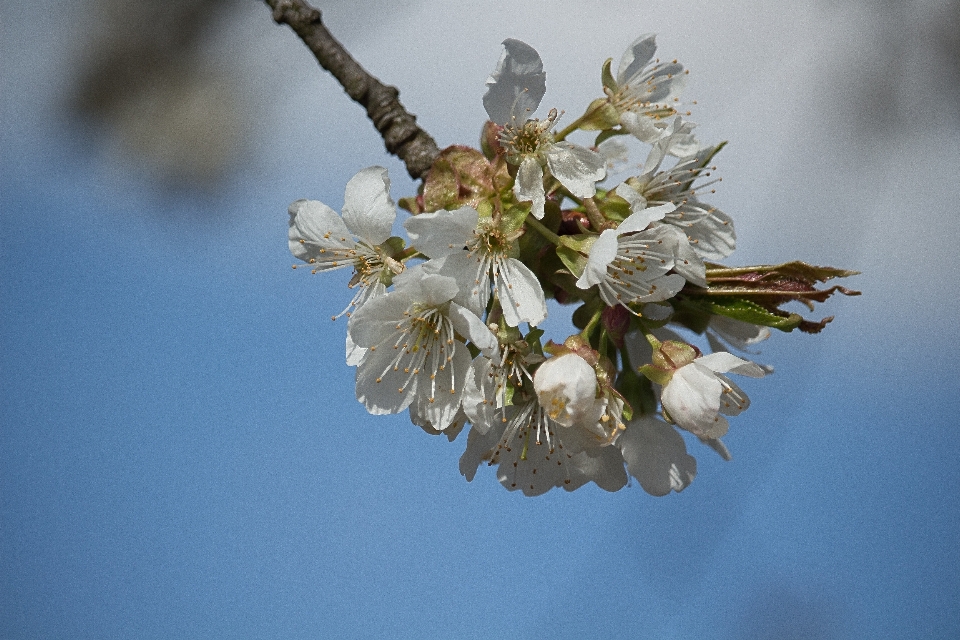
[{"left": 265, "top": 0, "right": 441, "bottom": 180}]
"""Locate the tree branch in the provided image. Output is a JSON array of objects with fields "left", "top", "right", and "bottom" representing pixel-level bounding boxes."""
[{"left": 265, "top": 0, "right": 440, "bottom": 180}]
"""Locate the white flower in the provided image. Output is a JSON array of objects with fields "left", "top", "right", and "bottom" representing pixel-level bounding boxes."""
[
  {"left": 616, "top": 415, "right": 697, "bottom": 496},
  {"left": 575, "top": 202, "right": 691, "bottom": 309},
  {"left": 348, "top": 269, "right": 497, "bottom": 432},
  {"left": 533, "top": 353, "right": 604, "bottom": 429},
  {"left": 484, "top": 39, "right": 606, "bottom": 219},
  {"left": 288, "top": 166, "right": 403, "bottom": 364},
  {"left": 660, "top": 352, "right": 767, "bottom": 439},
  {"left": 458, "top": 397, "right": 627, "bottom": 496},
  {"left": 608, "top": 34, "right": 698, "bottom": 155},
  {"left": 404, "top": 206, "right": 547, "bottom": 327},
  {"left": 621, "top": 127, "right": 736, "bottom": 261}
]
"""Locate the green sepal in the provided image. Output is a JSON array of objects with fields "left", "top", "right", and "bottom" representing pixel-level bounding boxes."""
[
  {"left": 598, "top": 191, "right": 632, "bottom": 223},
  {"left": 595, "top": 128, "right": 628, "bottom": 146},
  {"left": 525, "top": 327, "right": 545, "bottom": 355},
  {"left": 380, "top": 235, "right": 406, "bottom": 257},
  {"left": 601, "top": 58, "right": 618, "bottom": 94},
  {"left": 398, "top": 196, "right": 422, "bottom": 215},
  {"left": 638, "top": 363, "right": 673, "bottom": 386},
  {"left": 556, "top": 234, "right": 595, "bottom": 278},
  {"left": 576, "top": 98, "right": 621, "bottom": 131},
  {"left": 501, "top": 203, "right": 530, "bottom": 236}
]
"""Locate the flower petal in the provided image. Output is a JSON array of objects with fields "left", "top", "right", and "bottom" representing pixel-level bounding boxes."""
[
  {"left": 577, "top": 229, "right": 619, "bottom": 289},
  {"left": 448, "top": 301, "right": 498, "bottom": 359},
  {"left": 482, "top": 39, "right": 546, "bottom": 125},
  {"left": 341, "top": 166, "right": 396, "bottom": 245},
  {"left": 616, "top": 34, "right": 658, "bottom": 88},
  {"left": 514, "top": 157, "right": 546, "bottom": 219},
  {"left": 696, "top": 352, "right": 767, "bottom": 378},
  {"left": 544, "top": 142, "right": 606, "bottom": 199},
  {"left": 403, "top": 206, "right": 478, "bottom": 259},
  {"left": 496, "top": 257, "right": 547, "bottom": 327},
  {"left": 617, "top": 416, "right": 697, "bottom": 496},
  {"left": 288, "top": 198, "right": 354, "bottom": 267}
]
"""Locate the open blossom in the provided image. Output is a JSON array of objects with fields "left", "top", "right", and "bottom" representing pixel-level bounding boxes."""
[
  {"left": 459, "top": 396, "right": 627, "bottom": 496},
  {"left": 660, "top": 351, "right": 768, "bottom": 439},
  {"left": 289, "top": 166, "right": 404, "bottom": 364},
  {"left": 607, "top": 34, "right": 698, "bottom": 156},
  {"left": 575, "top": 202, "right": 693, "bottom": 309},
  {"left": 348, "top": 269, "right": 497, "bottom": 432},
  {"left": 288, "top": 166, "right": 400, "bottom": 307},
  {"left": 404, "top": 206, "right": 547, "bottom": 326},
  {"left": 484, "top": 39, "right": 606, "bottom": 219},
  {"left": 619, "top": 121, "right": 735, "bottom": 261}
]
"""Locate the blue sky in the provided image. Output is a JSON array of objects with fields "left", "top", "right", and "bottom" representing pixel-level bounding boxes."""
[{"left": 3, "top": 1, "right": 959, "bottom": 638}]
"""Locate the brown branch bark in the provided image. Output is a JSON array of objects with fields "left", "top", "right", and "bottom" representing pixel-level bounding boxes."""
[{"left": 265, "top": 0, "right": 440, "bottom": 180}]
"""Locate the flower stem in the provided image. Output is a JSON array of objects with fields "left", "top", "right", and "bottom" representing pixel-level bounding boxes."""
[
  {"left": 580, "top": 307, "right": 603, "bottom": 343},
  {"left": 635, "top": 319, "right": 661, "bottom": 350},
  {"left": 525, "top": 216, "right": 561, "bottom": 246},
  {"left": 583, "top": 197, "right": 608, "bottom": 231}
]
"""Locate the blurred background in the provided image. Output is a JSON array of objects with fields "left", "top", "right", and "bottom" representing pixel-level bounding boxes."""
[{"left": 2, "top": 0, "right": 959, "bottom": 638}]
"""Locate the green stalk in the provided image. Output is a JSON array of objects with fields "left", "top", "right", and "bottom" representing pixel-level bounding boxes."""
[{"left": 525, "top": 216, "right": 561, "bottom": 246}]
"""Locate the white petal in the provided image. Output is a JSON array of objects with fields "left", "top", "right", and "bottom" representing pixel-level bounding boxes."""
[
  {"left": 544, "top": 142, "right": 606, "bottom": 199},
  {"left": 514, "top": 157, "right": 545, "bottom": 219},
  {"left": 353, "top": 339, "right": 418, "bottom": 415},
  {"left": 577, "top": 229, "right": 619, "bottom": 289},
  {"left": 617, "top": 416, "right": 697, "bottom": 496},
  {"left": 708, "top": 315, "right": 770, "bottom": 350},
  {"left": 679, "top": 201, "right": 736, "bottom": 261},
  {"left": 421, "top": 252, "right": 489, "bottom": 319},
  {"left": 448, "top": 302, "right": 499, "bottom": 359},
  {"left": 459, "top": 420, "right": 505, "bottom": 482},
  {"left": 341, "top": 166, "right": 396, "bottom": 245},
  {"left": 288, "top": 199, "right": 354, "bottom": 265},
  {"left": 616, "top": 202, "right": 676, "bottom": 235},
  {"left": 662, "top": 362, "right": 726, "bottom": 437},
  {"left": 567, "top": 446, "right": 628, "bottom": 493},
  {"left": 616, "top": 34, "right": 658, "bottom": 87},
  {"left": 620, "top": 111, "right": 664, "bottom": 146},
  {"left": 534, "top": 353, "right": 599, "bottom": 428},
  {"left": 409, "top": 340, "right": 472, "bottom": 431},
  {"left": 461, "top": 357, "right": 500, "bottom": 433},
  {"left": 348, "top": 288, "right": 415, "bottom": 349},
  {"left": 403, "top": 206, "right": 478, "bottom": 259},
  {"left": 662, "top": 225, "right": 707, "bottom": 287},
  {"left": 482, "top": 39, "right": 546, "bottom": 124},
  {"left": 697, "top": 352, "right": 767, "bottom": 378},
  {"left": 496, "top": 257, "right": 547, "bottom": 327}
]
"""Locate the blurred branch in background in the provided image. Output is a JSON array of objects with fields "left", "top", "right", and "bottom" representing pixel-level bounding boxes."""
[
  {"left": 68, "top": 0, "right": 244, "bottom": 189},
  {"left": 61, "top": 0, "right": 960, "bottom": 191}
]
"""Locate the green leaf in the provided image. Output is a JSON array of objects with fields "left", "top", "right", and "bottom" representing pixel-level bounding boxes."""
[{"left": 707, "top": 296, "right": 803, "bottom": 332}]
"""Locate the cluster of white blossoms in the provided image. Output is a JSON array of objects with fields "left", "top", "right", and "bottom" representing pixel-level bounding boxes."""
[{"left": 288, "top": 35, "right": 858, "bottom": 496}]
